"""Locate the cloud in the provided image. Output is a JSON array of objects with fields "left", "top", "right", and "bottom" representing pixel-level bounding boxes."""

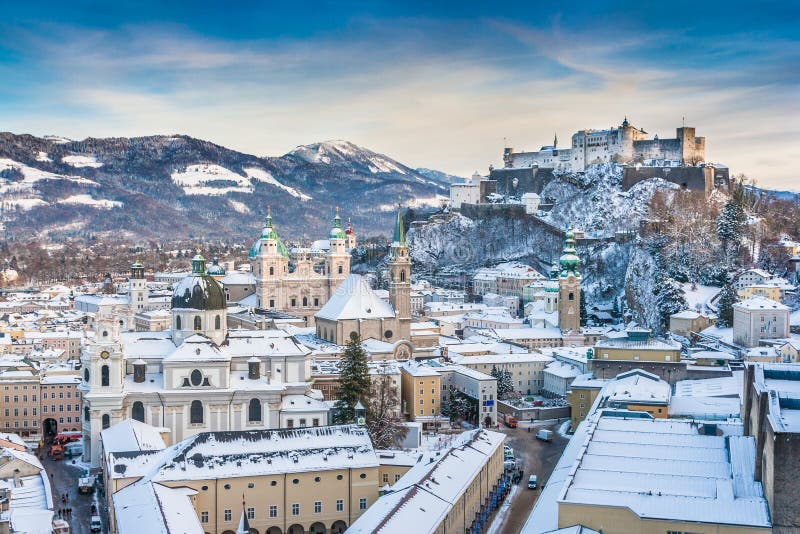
[{"left": 0, "top": 14, "right": 798, "bottom": 188}]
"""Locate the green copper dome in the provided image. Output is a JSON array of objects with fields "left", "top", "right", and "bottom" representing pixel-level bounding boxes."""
[
  {"left": 559, "top": 226, "right": 581, "bottom": 277},
  {"left": 206, "top": 257, "right": 226, "bottom": 275},
  {"left": 171, "top": 255, "right": 226, "bottom": 310},
  {"left": 329, "top": 210, "right": 346, "bottom": 240},
  {"left": 249, "top": 209, "right": 289, "bottom": 259}
]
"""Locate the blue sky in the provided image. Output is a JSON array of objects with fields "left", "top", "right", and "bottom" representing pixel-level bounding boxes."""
[{"left": 1, "top": 1, "right": 798, "bottom": 187}]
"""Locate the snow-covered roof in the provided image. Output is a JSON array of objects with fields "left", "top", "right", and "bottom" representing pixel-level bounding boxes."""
[
  {"left": 451, "top": 352, "right": 553, "bottom": 365},
  {"left": 494, "top": 327, "right": 563, "bottom": 340},
  {"left": 347, "top": 429, "right": 505, "bottom": 534},
  {"left": 113, "top": 481, "right": 203, "bottom": 534},
  {"left": 544, "top": 361, "right": 581, "bottom": 379},
  {"left": 163, "top": 335, "right": 230, "bottom": 363},
  {"left": 315, "top": 274, "right": 395, "bottom": 321},
  {"left": 555, "top": 415, "right": 770, "bottom": 529},
  {"left": 601, "top": 369, "right": 670, "bottom": 405},
  {"left": 734, "top": 296, "right": 790, "bottom": 311},
  {"left": 219, "top": 271, "right": 255, "bottom": 286},
  {"left": 101, "top": 419, "right": 168, "bottom": 455}
]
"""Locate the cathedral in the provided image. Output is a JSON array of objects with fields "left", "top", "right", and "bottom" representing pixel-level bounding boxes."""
[
  {"left": 248, "top": 208, "right": 355, "bottom": 324},
  {"left": 80, "top": 254, "right": 328, "bottom": 467}
]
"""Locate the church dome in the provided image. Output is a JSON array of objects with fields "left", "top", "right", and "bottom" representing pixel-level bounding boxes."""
[
  {"left": 249, "top": 211, "right": 289, "bottom": 259},
  {"left": 206, "top": 257, "right": 226, "bottom": 276},
  {"left": 171, "top": 255, "right": 226, "bottom": 310},
  {"left": 329, "top": 211, "right": 346, "bottom": 240}
]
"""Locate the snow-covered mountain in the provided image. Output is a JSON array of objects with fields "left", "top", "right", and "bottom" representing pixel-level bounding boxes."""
[{"left": 0, "top": 133, "right": 450, "bottom": 241}]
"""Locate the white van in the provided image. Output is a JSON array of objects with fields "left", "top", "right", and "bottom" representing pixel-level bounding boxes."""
[{"left": 528, "top": 474, "right": 537, "bottom": 489}]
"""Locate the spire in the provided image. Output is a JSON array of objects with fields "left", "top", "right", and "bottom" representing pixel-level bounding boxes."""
[
  {"left": 393, "top": 202, "right": 406, "bottom": 246},
  {"left": 558, "top": 225, "right": 581, "bottom": 277},
  {"left": 261, "top": 206, "right": 279, "bottom": 240},
  {"left": 330, "top": 206, "right": 346, "bottom": 240},
  {"left": 553, "top": 132, "right": 558, "bottom": 148},
  {"left": 236, "top": 495, "right": 250, "bottom": 534}
]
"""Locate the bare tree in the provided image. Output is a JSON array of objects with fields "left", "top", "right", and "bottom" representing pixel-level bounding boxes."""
[{"left": 365, "top": 369, "right": 408, "bottom": 449}]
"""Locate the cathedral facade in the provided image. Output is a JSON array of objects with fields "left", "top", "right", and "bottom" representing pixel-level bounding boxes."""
[
  {"left": 80, "top": 255, "right": 327, "bottom": 467},
  {"left": 249, "top": 209, "right": 354, "bottom": 325}
]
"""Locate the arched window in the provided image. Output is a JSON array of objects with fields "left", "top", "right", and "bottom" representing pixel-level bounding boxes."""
[
  {"left": 101, "top": 414, "right": 110, "bottom": 430},
  {"left": 101, "top": 365, "right": 109, "bottom": 387},
  {"left": 568, "top": 292, "right": 575, "bottom": 301},
  {"left": 132, "top": 401, "right": 144, "bottom": 423},
  {"left": 84, "top": 406, "right": 90, "bottom": 422},
  {"left": 83, "top": 368, "right": 89, "bottom": 383},
  {"left": 338, "top": 265, "right": 343, "bottom": 274},
  {"left": 190, "top": 400, "right": 203, "bottom": 424},
  {"left": 215, "top": 315, "right": 221, "bottom": 329},
  {"left": 176, "top": 316, "right": 181, "bottom": 330},
  {"left": 400, "top": 270, "right": 406, "bottom": 282},
  {"left": 193, "top": 316, "right": 202, "bottom": 330},
  {"left": 302, "top": 297, "right": 308, "bottom": 307},
  {"left": 248, "top": 399, "right": 262, "bottom": 423},
  {"left": 269, "top": 266, "right": 274, "bottom": 276}
]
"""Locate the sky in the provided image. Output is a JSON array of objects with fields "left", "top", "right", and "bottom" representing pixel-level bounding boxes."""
[{"left": 1, "top": 1, "right": 798, "bottom": 188}]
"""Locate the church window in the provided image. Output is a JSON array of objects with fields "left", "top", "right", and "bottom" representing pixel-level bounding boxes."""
[
  {"left": 194, "top": 316, "right": 201, "bottom": 330},
  {"left": 190, "top": 369, "right": 203, "bottom": 387},
  {"left": 302, "top": 297, "right": 308, "bottom": 307},
  {"left": 215, "top": 315, "right": 221, "bottom": 329},
  {"left": 269, "top": 266, "right": 274, "bottom": 276},
  {"left": 269, "top": 299, "right": 275, "bottom": 308},
  {"left": 248, "top": 398, "right": 262, "bottom": 423},
  {"left": 101, "top": 365, "right": 110, "bottom": 387},
  {"left": 568, "top": 292, "right": 574, "bottom": 301},
  {"left": 314, "top": 298, "right": 319, "bottom": 306},
  {"left": 176, "top": 316, "right": 181, "bottom": 330},
  {"left": 384, "top": 330, "right": 393, "bottom": 339},
  {"left": 83, "top": 368, "right": 89, "bottom": 382},
  {"left": 132, "top": 401, "right": 144, "bottom": 422},
  {"left": 190, "top": 400, "right": 204, "bottom": 424},
  {"left": 400, "top": 270, "right": 406, "bottom": 282},
  {"left": 84, "top": 407, "right": 89, "bottom": 421},
  {"left": 338, "top": 265, "right": 343, "bottom": 274},
  {"left": 291, "top": 298, "right": 296, "bottom": 307},
  {"left": 101, "top": 414, "right": 110, "bottom": 429}
]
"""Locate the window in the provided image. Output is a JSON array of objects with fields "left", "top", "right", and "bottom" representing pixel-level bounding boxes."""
[
  {"left": 287, "top": 419, "right": 294, "bottom": 428},
  {"left": 101, "top": 414, "right": 110, "bottom": 429},
  {"left": 269, "top": 505, "right": 278, "bottom": 518},
  {"left": 579, "top": 403, "right": 585, "bottom": 409},
  {"left": 215, "top": 315, "right": 221, "bottom": 329},
  {"left": 132, "top": 401, "right": 144, "bottom": 422},
  {"left": 338, "top": 265, "right": 343, "bottom": 275},
  {"left": 314, "top": 501, "right": 321, "bottom": 514},
  {"left": 302, "top": 297, "right": 308, "bottom": 307},
  {"left": 224, "top": 509, "right": 232, "bottom": 522},
  {"left": 269, "top": 299, "right": 275, "bottom": 308},
  {"left": 176, "top": 316, "right": 181, "bottom": 330},
  {"left": 190, "top": 400, "right": 204, "bottom": 424},
  {"left": 291, "top": 503, "right": 300, "bottom": 516},
  {"left": 359, "top": 498, "right": 367, "bottom": 510},
  {"left": 190, "top": 369, "right": 203, "bottom": 387},
  {"left": 299, "top": 418, "right": 307, "bottom": 427},
  {"left": 290, "top": 298, "right": 296, "bottom": 307},
  {"left": 336, "top": 500, "right": 344, "bottom": 512},
  {"left": 248, "top": 398, "right": 262, "bottom": 422},
  {"left": 194, "top": 316, "right": 201, "bottom": 330},
  {"left": 579, "top": 393, "right": 585, "bottom": 400},
  {"left": 314, "top": 297, "right": 319, "bottom": 306},
  {"left": 200, "top": 511, "right": 208, "bottom": 523},
  {"left": 312, "top": 418, "right": 319, "bottom": 427},
  {"left": 101, "top": 365, "right": 110, "bottom": 387},
  {"left": 269, "top": 266, "right": 274, "bottom": 276},
  {"left": 247, "top": 507, "right": 255, "bottom": 519},
  {"left": 395, "top": 474, "right": 401, "bottom": 482}
]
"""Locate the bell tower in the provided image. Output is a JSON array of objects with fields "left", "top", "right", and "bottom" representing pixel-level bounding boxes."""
[
  {"left": 128, "top": 260, "right": 148, "bottom": 314},
  {"left": 558, "top": 227, "right": 582, "bottom": 333},
  {"left": 388, "top": 204, "right": 411, "bottom": 340},
  {"left": 326, "top": 207, "right": 350, "bottom": 287},
  {"left": 255, "top": 207, "right": 288, "bottom": 310}
]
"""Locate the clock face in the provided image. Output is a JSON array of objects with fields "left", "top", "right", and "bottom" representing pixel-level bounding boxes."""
[{"left": 100, "top": 351, "right": 110, "bottom": 360}]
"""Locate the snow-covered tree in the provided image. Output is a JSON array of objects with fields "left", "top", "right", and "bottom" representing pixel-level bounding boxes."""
[
  {"left": 365, "top": 371, "right": 408, "bottom": 449},
  {"left": 716, "top": 283, "right": 738, "bottom": 328},
  {"left": 579, "top": 291, "right": 588, "bottom": 326},
  {"left": 757, "top": 239, "right": 791, "bottom": 274},
  {"left": 334, "top": 333, "right": 371, "bottom": 424},
  {"left": 491, "top": 366, "right": 516, "bottom": 400},
  {"left": 717, "top": 201, "right": 745, "bottom": 264},
  {"left": 655, "top": 277, "right": 688, "bottom": 330}
]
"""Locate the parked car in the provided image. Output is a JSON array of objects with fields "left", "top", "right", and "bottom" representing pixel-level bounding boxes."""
[
  {"left": 528, "top": 474, "right": 538, "bottom": 489},
  {"left": 64, "top": 442, "right": 83, "bottom": 458},
  {"left": 90, "top": 515, "right": 102, "bottom": 532},
  {"left": 536, "top": 429, "right": 553, "bottom": 442}
]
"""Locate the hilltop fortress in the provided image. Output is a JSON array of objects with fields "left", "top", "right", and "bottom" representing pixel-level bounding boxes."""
[{"left": 451, "top": 118, "right": 729, "bottom": 208}]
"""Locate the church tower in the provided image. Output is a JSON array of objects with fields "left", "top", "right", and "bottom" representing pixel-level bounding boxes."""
[
  {"left": 81, "top": 310, "right": 125, "bottom": 465},
  {"left": 128, "top": 261, "right": 148, "bottom": 314},
  {"left": 345, "top": 217, "right": 357, "bottom": 250},
  {"left": 254, "top": 208, "right": 289, "bottom": 310},
  {"left": 326, "top": 207, "right": 350, "bottom": 287},
  {"left": 558, "top": 227, "right": 582, "bottom": 333},
  {"left": 388, "top": 204, "right": 411, "bottom": 340}
]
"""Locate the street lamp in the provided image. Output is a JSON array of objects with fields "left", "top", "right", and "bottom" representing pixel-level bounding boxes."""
[{"left": 354, "top": 400, "right": 366, "bottom": 426}]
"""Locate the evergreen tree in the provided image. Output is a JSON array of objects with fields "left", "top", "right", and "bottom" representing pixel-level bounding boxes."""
[
  {"left": 499, "top": 370, "right": 516, "bottom": 400},
  {"left": 716, "top": 201, "right": 745, "bottom": 264},
  {"left": 579, "top": 291, "right": 588, "bottom": 326},
  {"left": 716, "top": 283, "right": 738, "bottom": 328},
  {"left": 655, "top": 277, "right": 688, "bottom": 331},
  {"left": 334, "top": 333, "right": 371, "bottom": 424}
]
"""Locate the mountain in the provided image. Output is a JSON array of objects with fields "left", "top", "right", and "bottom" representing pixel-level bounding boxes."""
[
  {"left": 414, "top": 168, "right": 466, "bottom": 185},
  {"left": 0, "top": 133, "right": 450, "bottom": 242}
]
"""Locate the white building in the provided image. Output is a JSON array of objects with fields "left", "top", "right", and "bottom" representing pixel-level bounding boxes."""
[
  {"left": 449, "top": 172, "right": 482, "bottom": 209},
  {"left": 733, "top": 296, "right": 790, "bottom": 348},
  {"left": 542, "top": 361, "right": 582, "bottom": 396},
  {"left": 80, "top": 255, "right": 328, "bottom": 467}
]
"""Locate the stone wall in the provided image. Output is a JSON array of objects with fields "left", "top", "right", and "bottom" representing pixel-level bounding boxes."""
[
  {"left": 488, "top": 167, "right": 556, "bottom": 197},
  {"left": 622, "top": 166, "right": 729, "bottom": 197},
  {"left": 589, "top": 359, "right": 731, "bottom": 384}
]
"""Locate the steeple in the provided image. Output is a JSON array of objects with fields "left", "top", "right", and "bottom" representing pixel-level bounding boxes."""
[
  {"left": 559, "top": 227, "right": 581, "bottom": 278},
  {"left": 330, "top": 206, "right": 346, "bottom": 240},
  {"left": 553, "top": 132, "right": 558, "bottom": 148},
  {"left": 392, "top": 203, "right": 406, "bottom": 247},
  {"left": 236, "top": 497, "right": 250, "bottom": 534}
]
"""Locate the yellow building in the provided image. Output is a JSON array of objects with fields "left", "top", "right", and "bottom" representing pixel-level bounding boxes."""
[
  {"left": 349, "top": 429, "right": 506, "bottom": 534},
  {"left": 593, "top": 328, "right": 681, "bottom": 362},
  {"left": 738, "top": 284, "right": 782, "bottom": 302},
  {"left": 400, "top": 361, "right": 442, "bottom": 427},
  {"left": 669, "top": 310, "right": 715, "bottom": 337},
  {"left": 566, "top": 375, "right": 606, "bottom": 430},
  {"left": 107, "top": 425, "right": 379, "bottom": 534}
]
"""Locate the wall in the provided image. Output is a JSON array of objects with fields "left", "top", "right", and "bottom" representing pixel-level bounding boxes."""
[
  {"left": 590, "top": 360, "right": 730, "bottom": 385},
  {"left": 622, "top": 166, "right": 726, "bottom": 197}
]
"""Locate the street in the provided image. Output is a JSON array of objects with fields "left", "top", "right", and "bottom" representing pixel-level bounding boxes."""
[
  {"left": 491, "top": 420, "right": 570, "bottom": 534},
  {"left": 41, "top": 454, "right": 109, "bottom": 534}
]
